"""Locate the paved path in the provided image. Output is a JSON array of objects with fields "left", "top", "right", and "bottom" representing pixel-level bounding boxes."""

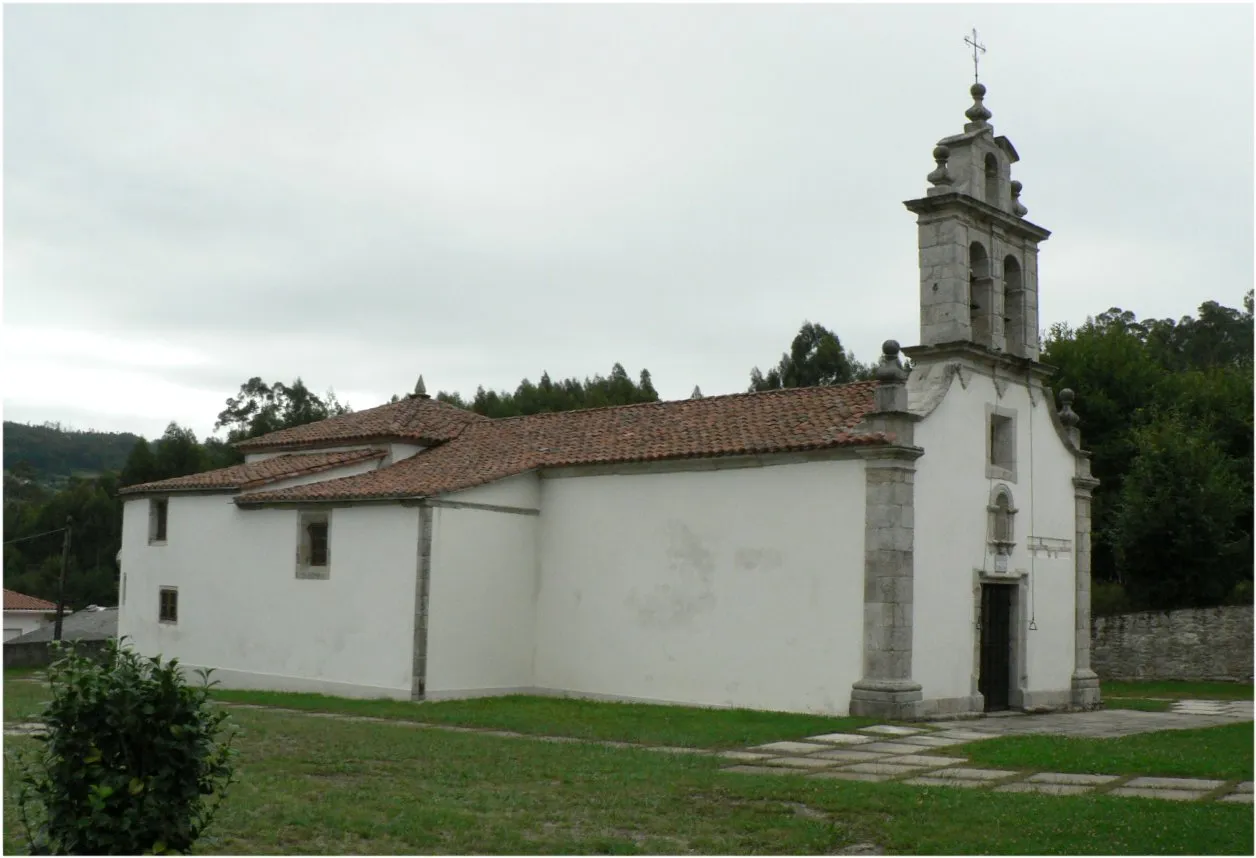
[{"left": 719, "top": 707, "right": 1254, "bottom": 803}]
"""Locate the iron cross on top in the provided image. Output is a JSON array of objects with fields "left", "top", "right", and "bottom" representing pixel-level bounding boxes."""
[{"left": 964, "top": 28, "right": 987, "bottom": 84}]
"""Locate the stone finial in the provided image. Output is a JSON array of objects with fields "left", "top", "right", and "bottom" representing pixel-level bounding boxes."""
[
  {"left": 412, "top": 375, "right": 429, "bottom": 399},
  {"left": 690, "top": 385, "right": 704, "bottom": 400},
  {"left": 926, "top": 145, "right": 953, "bottom": 196},
  {"left": 1010, "top": 179, "right": 1028, "bottom": 217},
  {"left": 1058, "top": 388, "right": 1080, "bottom": 427},
  {"left": 964, "top": 82, "right": 992, "bottom": 131},
  {"left": 875, "top": 340, "right": 909, "bottom": 383},
  {"left": 874, "top": 340, "right": 910, "bottom": 414}
]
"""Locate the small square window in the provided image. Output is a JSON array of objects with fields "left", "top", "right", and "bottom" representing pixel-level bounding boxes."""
[
  {"left": 149, "top": 498, "right": 169, "bottom": 544},
  {"left": 159, "top": 587, "right": 178, "bottom": 624},
  {"left": 297, "top": 511, "right": 331, "bottom": 579}
]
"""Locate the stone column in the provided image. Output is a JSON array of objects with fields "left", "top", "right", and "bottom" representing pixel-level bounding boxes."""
[
  {"left": 1060, "top": 389, "right": 1101, "bottom": 708},
  {"left": 850, "top": 341, "right": 925, "bottom": 719}
]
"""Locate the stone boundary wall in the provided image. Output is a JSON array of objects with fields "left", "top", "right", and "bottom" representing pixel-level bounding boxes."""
[
  {"left": 3, "top": 638, "right": 110, "bottom": 669},
  {"left": 1091, "top": 606, "right": 1253, "bottom": 683}
]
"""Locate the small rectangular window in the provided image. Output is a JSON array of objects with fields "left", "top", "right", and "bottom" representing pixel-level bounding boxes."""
[
  {"left": 989, "top": 414, "right": 1015, "bottom": 470},
  {"left": 149, "top": 498, "right": 169, "bottom": 544},
  {"left": 159, "top": 587, "right": 178, "bottom": 624},
  {"left": 308, "top": 522, "right": 329, "bottom": 567},
  {"left": 297, "top": 511, "right": 331, "bottom": 579}
]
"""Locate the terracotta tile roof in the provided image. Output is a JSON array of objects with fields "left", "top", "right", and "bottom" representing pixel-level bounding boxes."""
[
  {"left": 5, "top": 589, "right": 57, "bottom": 611},
  {"left": 235, "top": 396, "right": 488, "bottom": 452},
  {"left": 118, "top": 448, "right": 388, "bottom": 496},
  {"left": 237, "top": 382, "right": 887, "bottom": 505}
]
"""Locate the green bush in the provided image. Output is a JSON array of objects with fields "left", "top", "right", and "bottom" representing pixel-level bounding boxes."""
[{"left": 15, "top": 639, "right": 237, "bottom": 855}]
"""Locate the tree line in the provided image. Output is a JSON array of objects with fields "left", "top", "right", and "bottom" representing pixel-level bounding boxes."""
[{"left": 3, "top": 302, "right": 1250, "bottom": 615}]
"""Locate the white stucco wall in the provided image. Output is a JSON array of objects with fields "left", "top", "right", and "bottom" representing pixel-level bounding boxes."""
[
  {"left": 912, "top": 367, "right": 1079, "bottom": 703},
  {"left": 533, "top": 458, "right": 866, "bottom": 714},
  {"left": 117, "top": 495, "right": 419, "bottom": 698},
  {"left": 424, "top": 475, "right": 540, "bottom": 696},
  {"left": 4, "top": 611, "right": 52, "bottom": 641}
]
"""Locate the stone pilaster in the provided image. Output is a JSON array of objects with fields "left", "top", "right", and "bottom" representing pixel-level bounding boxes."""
[
  {"left": 1071, "top": 468, "right": 1102, "bottom": 708},
  {"left": 411, "top": 504, "right": 434, "bottom": 701},
  {"left": 850, "top": 447, "right": 925, "bottom": 718},
  {"left": 1058, "top": 389, "right": 1101, "bottom": 709}
]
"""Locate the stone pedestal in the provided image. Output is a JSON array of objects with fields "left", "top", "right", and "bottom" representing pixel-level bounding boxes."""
[{"left": 850, "top": 678, "right": 924, "bottom": 719}]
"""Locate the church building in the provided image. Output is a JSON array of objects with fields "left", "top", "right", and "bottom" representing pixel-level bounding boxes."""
[{"left": 117, "top": 81, "right": 1102, "bottom": 719}]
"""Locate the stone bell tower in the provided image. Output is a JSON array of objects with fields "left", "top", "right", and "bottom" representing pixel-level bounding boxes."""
[{"left": 903, "top": 83, "right": 1051, "bottom": 360}]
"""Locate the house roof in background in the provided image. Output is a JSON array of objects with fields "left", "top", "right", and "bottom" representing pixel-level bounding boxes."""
[
  {"left": 118, "top": 448, "right": 387, "bottom": 496},
  {"left": 234, "top": 395, "right": 489, "bottom": 452},
  {"left": 238, "top": 381, "right": 887, "bottom": 505},
  {"left": 9, "top": 607, "right": 117, "bottom": 643},
  {"left": 4, "top": 589, "right": 57, "bottom": 612}
]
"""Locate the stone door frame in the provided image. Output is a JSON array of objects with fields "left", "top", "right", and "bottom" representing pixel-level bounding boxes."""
[{"left": 971, "top": 567, "right": 1029, "bottom": 711}]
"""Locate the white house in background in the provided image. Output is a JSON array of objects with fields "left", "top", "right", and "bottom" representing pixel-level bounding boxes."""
[
  {"left": 4, "top": 589, "right": 57, "bottom": 642},
  {"left": 116, "top": 82, "right": 1102, "bottom": 718}
]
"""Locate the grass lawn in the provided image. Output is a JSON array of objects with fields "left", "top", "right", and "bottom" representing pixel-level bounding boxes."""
[
  {"left": 1103, "top": 681, "right": 1254, "bottom": 701},
  {"left": 5, "top": 705, "right": 1253, "bottom": 855},
  {"left": 1, "top": 677, "right": 49, "bottom": 723},
  {"left": 950, "top": 723, "right": 1255, "bottom": 781},
  {"left": 1103, "top": 697, "right": 1173, "bottom": 712},
  {"left": 211, "top": 690, "right": 880, "bottom": 750}
]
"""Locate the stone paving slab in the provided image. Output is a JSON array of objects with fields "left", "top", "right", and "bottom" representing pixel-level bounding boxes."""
[
  {"left": 1109, "top": 787, "right": 1207, "bottom": 802},
  {"left": 996, "top": 782, "right": 1092, "bottom": 796},
  {"left": 929, "top": 729, "right": 997, "bottom": 741},
  {"left": 723, "top": 765, "right": 803, "bottom": 776},
  {"left": 858, "top": 725, "right": 927, "bottom": 736},
  {"left": 806, "top": 732, "right": 876, "bottom": 745},
  {"left": 926, "top": 767, "right": 1019, "bottom": 781},
  {"left": 1027, "top": 772, "right": 1120, "bottom": 786},
  {"left": 807, "top": 771, "right": 892, "bottom": 782},
  {"left": 844, "top": 762, "right": 936, "bottom": 776},
  {"left": 1237, "top": 781, "right": 1254, "bottom": 793},
  {"left": 858, "top": 741, "right": 930, "bottom": 754},
  {"left": 886, "top": 754, "right": 966, "bottom": 767},
  {"left": 897, "top": 735, "right": 969, "bottom": 748},
  {"left": 1219, "top": 793, "right": 1254, "bottom": 804},
  {"left": 718, "top": 750, "right": 774, "bottom": 761},
  {"left": 763, "top": 756, "right": 840, "bottom": 770},
  {"left": 750, "top": 741, "right": 833, "bottom": 754},
  {"left": 1125, "top": 776, "right": 1226, "bottom": 791},
  {"left": 904, "top": 776, "right": 986, "bottom": 788},
  {"left": 812, "top": 749, "right": 892, "bottom": 763}
]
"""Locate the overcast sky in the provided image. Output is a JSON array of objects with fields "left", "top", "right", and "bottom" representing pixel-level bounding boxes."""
[{"left": 4, "top": 3, "right": 1252, "bottom": 441}]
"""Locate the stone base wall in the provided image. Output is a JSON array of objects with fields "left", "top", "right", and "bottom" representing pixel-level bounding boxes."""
[{"left": 1091, "top": 606, "right": 1253, "bottom": 683}]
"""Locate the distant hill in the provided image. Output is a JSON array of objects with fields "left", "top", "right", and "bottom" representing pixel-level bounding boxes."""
[{"left": 3, "top": 421, "right": 141, "bottom": 486}]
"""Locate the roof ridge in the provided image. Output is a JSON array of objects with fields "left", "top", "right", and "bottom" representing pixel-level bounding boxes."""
[{"left": 488, "top": 379, "right": 879, "bottom": 424}]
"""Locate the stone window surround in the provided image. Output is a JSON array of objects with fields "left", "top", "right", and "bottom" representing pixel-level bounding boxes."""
[
  {"left": 296, "top": 509, "right": 331, "bottom": 580},
  {"left": 986, "top": 403, "right": 1017, "bottom": 483},
  {"left": 148, "top": 497, "right": 169, "bottom": 545},
  {"left": 158, "top": 586, "right": 178, "bottom": 624}
]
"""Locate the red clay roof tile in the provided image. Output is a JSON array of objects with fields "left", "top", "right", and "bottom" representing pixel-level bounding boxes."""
[
  {"left": 234, "top": 396, "right": 487, "bottom": 452},
  {"left": 236, "top": 382, "right": 888, "bottom": 505},
  {"left": 5, "top": 589, "right": 57, "bottom": 611},
  {"left": 118, "top": 448, "right": 387, "bottom": 496}
]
